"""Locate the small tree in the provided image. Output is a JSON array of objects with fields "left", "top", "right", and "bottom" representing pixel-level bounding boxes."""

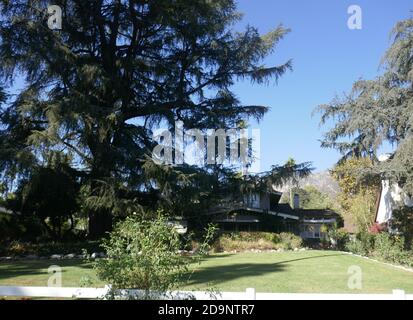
[
  {"left": 331, "top": 157, "right": 379, "bottom": 233},
  {"left": 95, "top": 214, "right": 216, "bottom": 299}
]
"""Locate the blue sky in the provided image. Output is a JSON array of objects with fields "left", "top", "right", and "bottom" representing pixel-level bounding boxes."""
[
  {"left": 5, "top": 1, "right": 412, "bottom": 173},
  {"left": 233, "top": 0, "right": 412, "bottom": 172}
]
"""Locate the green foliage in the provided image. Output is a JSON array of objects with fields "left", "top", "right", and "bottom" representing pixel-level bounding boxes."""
[
  {"left": 346, "top": 232, "right": 413, "bottom": 267},
  {"left": 266, "top": 159, "right": 313, "bottom": 190},
  {"left": 18, "top": 166, "right": 79, "bottom": 239},
  {"left": 212, "top": 232, "right": 303, "bottom": 252},
  {"left": 317, "top": 17, "right": 413, "bottom": 195},
  {"left": 392, "top": 206, "right": 413, "bottom": 250},
  {"left": 274, "top": 233, "right": 303, "bottom": 250},
  {"left": 348, "top": 192, "right": 378, "bottom": 233},
  {"left": 238, "top": 158, "right": 313, "bottom": 199},
  {"left": 301, "top": 186, "right": 334, "bottom": 209},
  {"left": 95, "top": 215, "right": 185, "bottom": 298},
  {"left": 95, "top": 215, "right": 217, "bottom": 299},
  {"left": 346, "top": 232, "right": 375, "bottom": 256},
  {"left": 79, "top": 275, "right": 94, "bottom": 288},
  {"left": 0, "top": 0, "right": 293, "bottom": 237},
  {"left": 328, "top": 227, "right": 350, "bottom": 251},
  {"left": 346, "top": 239, "right": 370, "bottom": 257},
  {"left": 0, "top": 212, "right": 23, "bottom": 242},
  {"left": 0, "top": 210, "right": 45, "bottom": 242},
  {"left": 331, "top": 158, "right": 379, "bottom": 232},
  {"left": 372, "top": 233, "right": 410, "bottom": 265},
  {"left": 282, "top": 185, "right": 335, "bottom": 210}
]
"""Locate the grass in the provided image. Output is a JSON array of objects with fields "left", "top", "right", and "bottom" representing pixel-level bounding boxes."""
[
  {"left": 183, "top": 251, "right": 413, "bottom": 293},
  {"left": 0, "top": 259, "right": 102, "bottom": 288},
  {"left": 0, "top": 251, "right": 413, "bottom": 294}
]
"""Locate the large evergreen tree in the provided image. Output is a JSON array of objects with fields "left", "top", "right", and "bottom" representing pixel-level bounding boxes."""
[
  {"left": 0, "top": 0, "right": 298, "bottom": 237},
  {"left": 317, "top": 16, "right": 413, "bottom": 196}
]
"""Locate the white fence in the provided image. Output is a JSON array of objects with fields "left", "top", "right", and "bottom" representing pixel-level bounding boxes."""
[{"left": 0, "top": 286, "right": 412, "bottom": 300}]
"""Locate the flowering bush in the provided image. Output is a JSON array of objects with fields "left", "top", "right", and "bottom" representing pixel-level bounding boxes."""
[{"left": 369, "top": 223, "right": 387, "bottom": 235}]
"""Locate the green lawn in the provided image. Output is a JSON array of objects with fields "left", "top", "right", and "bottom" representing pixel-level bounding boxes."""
[
  {"left": 184, "top": 251, "right": 413, "bottom": 293},
  {"left": 0, "top": 259, "right": 102, "bottom": 288},
  {"left": 1, "top": 251, "right": 413, "bottom": 294}
]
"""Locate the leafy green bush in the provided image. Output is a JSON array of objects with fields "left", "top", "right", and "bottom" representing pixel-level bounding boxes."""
[
  {"left": 95, "top": 216, "right": 216, "bottom": 299},
  {"left": 229, "top": 232, "right": 276, "bottom": 242},
  {"left": 346, "top": 232, "right": 413, "bottom": 267},
  {"left": 274, "top": 233, "right": 303, "bottom": 250},
  {"left": 213, "top": 233, "right": 277, "bottom": 252},
  {"left": 346, "top": 232, "right": 375, "bottom": 256},
  {"left": 392, "top": 206, "right": 413, "bottom": 250},
  {"left": 328, "top": 228, "right": 350, "bottom": 250},
  {"left": 347, "top": 232, "right": 375, "bottom": 256},
  {"left": 372, "top": 233, "right": 410, "bottom": 265},
  {"left": 212, "top": 232, "right": 303, "bottom": 252},
  {"left": 346, "top": 239, "right": 366, "bottom": 256},
  {"left": 95, "top": 216, "right": 185, "bottom": 299}
]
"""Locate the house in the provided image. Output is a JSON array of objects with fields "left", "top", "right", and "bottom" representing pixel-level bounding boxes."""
[
  {"left": 375, "top": 180, "right": 413, "bottom": 224},
  {"left": 208, "top": 189, "right": 341, "bottom": 240},
  {"left": 375, "top": 154, "right": 413, "bottom": 225}
]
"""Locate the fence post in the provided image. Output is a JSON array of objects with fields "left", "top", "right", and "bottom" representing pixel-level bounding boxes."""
[
  {"left": 245, "top": 288, "right": 256, "bottom": 300},
  {"left": 103, "top": 285, "right": 112, "bottom": 300},
  {"left": 393, "top": 289, "right": 406, "bottom": 300}
]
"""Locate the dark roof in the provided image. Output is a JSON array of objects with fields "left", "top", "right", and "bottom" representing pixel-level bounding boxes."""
[
  {"left": 275, "top": 203, "right": 296, "bottom": 215},
  {"left": 214, "top": 214, "right": 261, "bottom": 223},
  {"left": 276, "top": 203, "right": 341, "bottom": 220}
]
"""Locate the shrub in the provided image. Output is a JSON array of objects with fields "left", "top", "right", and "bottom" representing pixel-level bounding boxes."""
[
  {"left": 328, "top": 228, "right": 350, "bottom": 250},
  {"left": 346, "top": 232, "right": 375, "bottom": 256},
  {"left": 274, "top": 233, "right": 303, "bottom": 250},
  {"left": 346, "top": 232, "right": 413, "bottom": 267},
  {"left": 5, "top": 241, "right": 35, "bottom": 256},
  {"left": 392, "top": 206, "right": 413, "bottom": 250},
  {"left": 95, "top": 216, "right": 186, "bottom": 299},
  {"left": 213, "top": 233, "right": 277, "bottom": 252},
  {"left": 95, "top": 215, "right": 216, "bottom": 299},
  {"left": 346, "top": 239, "right": 366, "bottom": 256},
  {"left": 212, "top": 232, "right": 303, "bottom": 252},
  {"left": 372, "top": 233, "right": 410, "bottom": 265}
]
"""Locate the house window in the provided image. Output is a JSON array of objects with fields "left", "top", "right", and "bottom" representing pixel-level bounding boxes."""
[
  {"left": 245, "top": 193, "right": 260, "bottom": 208},
  {"left": 302, "top": 224, "right": 322, "bottom": 239}
]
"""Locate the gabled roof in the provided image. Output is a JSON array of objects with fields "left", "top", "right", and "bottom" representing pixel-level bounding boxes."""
[{"left": 276, "top": 203, "right": 340, "bottom": 221}]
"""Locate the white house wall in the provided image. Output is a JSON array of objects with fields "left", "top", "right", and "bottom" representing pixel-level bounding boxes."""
[{"left": 376, "top": 180, "right": 413, "bottom": 224}]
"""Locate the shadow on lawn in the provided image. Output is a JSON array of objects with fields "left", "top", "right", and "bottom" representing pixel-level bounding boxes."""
[
  {"left": 187, "top": 262, "right": 287, "bottom": 286},
  {"left": 0, "top": 259, "right": 93, "bottom": 282},
  {"left": 187, "top": 253, "right": 346, "bottom": 286},
  {"left": 272, "top": 253, "right": 346, "bottom": 266}
]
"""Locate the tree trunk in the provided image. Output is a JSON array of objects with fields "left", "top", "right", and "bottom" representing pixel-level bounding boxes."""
[{"left": 88, "top": 210, "right": 113, "bottom": 239}]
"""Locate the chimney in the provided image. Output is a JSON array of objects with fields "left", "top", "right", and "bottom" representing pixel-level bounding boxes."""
[{"left": 293, "top": 194, "right": 300, "bottom": 210}]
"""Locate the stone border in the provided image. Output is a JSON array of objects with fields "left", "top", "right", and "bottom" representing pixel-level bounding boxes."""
[
  {"left": 0, "top": 248, "right": 313, "bottom": 261},
  {"left": 220, "top": 248, "right": 310, "bottom": 254},
  {"left": 0, "top": 252, "right": 106, "bottom": 262},
  {"left": 341, "top": 251, "right": 413, "bottom": 273}
]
